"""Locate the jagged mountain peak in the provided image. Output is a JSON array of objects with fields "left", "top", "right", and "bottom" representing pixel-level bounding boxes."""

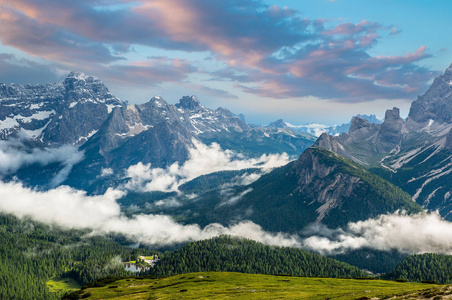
[
  {"left": 64, "top": 71, "right": 107, "bottom": 90},
  {"left": 269, "top": 119, "right": 287, "bottom": 128},
  {"left": 356, "top": 114, "right": 382, "bottom": 124},
  {"left": 65, "top": 71, "right": 92, "bottom": 81},
  {"left": 409, "top": 62, "right": 452, "bottom": 124},
  {"left": 384, "top": 107, "right": 401, "bottom": 120},
  {"left": 446, "top": 62, "right": 452, "bottom": 73},
  {"left": 0, "top": 71, "right": 123, "bottom": 145},
  {"left": 63, "top": 71, "right": 105, "bottom": 91},
  {"left": 146, "top": 96, "right": 169, "bottom": 107},
  {"left": 215, "top": 107, "right": 234, "bottom": 117},
  {"left": 176, "top": 95, "right": 203, "bottom": 111},
  {"left": 349, "top": 116, "right": 371, "bottom": 133}
]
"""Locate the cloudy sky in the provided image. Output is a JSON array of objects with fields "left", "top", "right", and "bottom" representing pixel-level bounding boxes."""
[{"left": 0, "top": 0, "right": 451, "bottom": 125}]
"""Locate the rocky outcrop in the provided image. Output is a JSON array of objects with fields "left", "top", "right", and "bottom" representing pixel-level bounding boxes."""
[
  {"left": 349, "top": 116, "right": 371, "bottom": 133},
  {"left": 269, "top": 119, "right": 287, "bottom": 128},
  {"left": 446, "top": 128, "right": 452, "bottom": 151},
  {"left": 176, "top": 95, "right": 203, "bottom": 111},
  {"left": 409, "top": 63, "right": 452, "bottom": 124},
  {"left": 314, "top": 133, "right": 348, "bottom": 157},
  {"left": 292, "top": 148, "right": 362, "bottom": 221},
  {"left": 376, "top": 107, "right": 405, "bottom": 153},
  {"left": 194, "top": 147, "right": 422, "bottom": 232},
  {"left": 0, "top": 71, "right": 123, "bottom": 145}
]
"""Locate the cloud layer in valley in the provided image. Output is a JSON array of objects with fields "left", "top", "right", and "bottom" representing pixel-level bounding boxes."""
[
  {"left": 0, "top": 140, "right": 84, "bottom": 186},
  {"left": 1, "top": 178, "right": 452, "bottom": 254},
  {"left": 123, "top": 139, "right": 289, "bottom": 193},
  {"left": 302, "top": 212, "right": 452, "bottom": 255},
  {"left": 0, "top": 180, "right": 301, "bottom": 247}
]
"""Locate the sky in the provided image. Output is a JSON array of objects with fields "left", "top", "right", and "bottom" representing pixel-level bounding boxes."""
[{"left": 0, "top": 0, "right": 451, "bottom": 125}]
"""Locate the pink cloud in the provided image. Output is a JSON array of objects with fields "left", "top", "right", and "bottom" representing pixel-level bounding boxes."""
[
  {"left": 322, "top": 20, "right": 380, "bottom": 35},
  {"left": 0, "top": 0, "right": 439, "bottom": 103}
]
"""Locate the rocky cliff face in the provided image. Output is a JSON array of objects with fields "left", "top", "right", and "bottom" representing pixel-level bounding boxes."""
[
  {"left": 313, "top": 63, "right": 452, "bottom": 221},
  {"left": 179, "top": 147, "right": 422, "bottom": 233},
  {"left": 409, "top": 63, "right": 452, "bottom": 124},
  {"left": 269, "top": 119, "right": 287, "bottom": 128},
  {"left": 0, "top": 72, "right": 315, "bottom": 192},
  {"left": 446, "top": 128, "right": 452, "bottom": 150},
  {"left": 349, "top": 116, "right": 371, "bottom": 133},
  {"left": 376, "top": 107, "right": 405, "bottom": 153},
  {"left": 291, "top": 148, "right": 363, "bottom": 222},
  {"left": 0, "top": 72, "right": 123, "bottom": 145}
]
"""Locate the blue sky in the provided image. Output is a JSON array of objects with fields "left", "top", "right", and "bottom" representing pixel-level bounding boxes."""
[
  {"left": 279, "top": 0, "right": 452, "bottom": 68},
  {"left": 0, "top": 0, "right": 450, "bottom": 125}
]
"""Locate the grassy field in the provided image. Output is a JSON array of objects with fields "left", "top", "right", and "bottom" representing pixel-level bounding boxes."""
[
  {"left": 46, "top": 276, "right": 81, "bottom": 294},
  {"left": 142, "top": 256, "right": 155, "bottom": 260},
  {"left": 65, "top": 272, "right": 452, "bottom": 299}
]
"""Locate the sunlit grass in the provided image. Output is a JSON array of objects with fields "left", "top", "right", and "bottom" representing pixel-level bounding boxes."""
[
  {"left": 47, "top": 276, "right": 81, "bottom": 294},
  {"left": 73, "top": 271, "right": 447, "bottom": 299}
]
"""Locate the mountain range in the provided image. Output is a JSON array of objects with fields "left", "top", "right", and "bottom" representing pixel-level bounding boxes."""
[
  {"left": 316, "top": 63, "right": 452, "bottom": 220},
  {"left": 2, "top": 64, "right": 452, "bottom": 232},
  {"left": 155, "top": 146, "right": 422, "bottom": 233},
  {"left": 4, "top": 62, "right": 452, "bottom": 300},
  {"left": 269, "top": 114, "right": 382, "bottom": 137},
  {"left": 0, "top": 72, "right": 315, "bottom": 193},
  {"left": 0, "top": 71, "right": 123, "bottom": 145}
]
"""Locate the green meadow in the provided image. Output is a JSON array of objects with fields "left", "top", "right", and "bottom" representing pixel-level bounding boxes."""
[
  {"left": 46, "top": 276, "right": 81, "bottom": 294},
  {"left": 65, "top": 271, "right": 451, "bottom": 299}
]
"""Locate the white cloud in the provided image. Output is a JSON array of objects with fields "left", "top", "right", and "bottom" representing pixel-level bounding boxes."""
[
  {"left": 302, "top": 212, "right": 452, "bottom": 255},
  {"left": 123, "top": 139, "right": 289, "bottom": 193},
  {"left": 154, "top": 197, "right": 182, "bottom": 208},
  {"left": 220, "top": 172, "right": 263, "bottom": 189},
  {"left": 0, "top": 139, "right": 84, "bottom": 186},
  {"left": 218, "top": 188, "right": 253, "bottom": 207},
  {"left": 4, "top": 179, "right": 452, "bottom": 254},
  {"left": 99, "top": 168, "right": 114, "bottom": 178},
  {"left": 0, "top": 181, "right": 300, "bottom": 247}
]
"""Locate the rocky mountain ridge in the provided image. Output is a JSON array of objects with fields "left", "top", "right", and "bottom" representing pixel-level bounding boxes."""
[
  {"left": 156, "top": 147, "right": 422, "bottom": 232},
  {"left": 314, "top": 63, "right": 452, "bottom": 220},
  {"left": 269, "top": 114, "right": 382, "bottom": 137},
  {"left": 0, "top": 72, "right": 123, "bottom": 145},
  {"left": 0, "top": 72, "right": 315, "bottom": 192}
]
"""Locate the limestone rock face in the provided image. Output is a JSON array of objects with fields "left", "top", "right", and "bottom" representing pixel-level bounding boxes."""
[
  {"left": 376, "top": 107, "right": 405, "bottom": 153},
  {"left": 409, "top": 63, "right": 452, "bottom": 124},
  {"left": 446, "top": 128, "right": 452, "bottom": 150},
  {"left": 194, "top": 146, "right": 421, "bottom": 232},
  {"left": 311, "top": 62, "right": 452, "bottom": 221},
  {"left": 349, "top": 116, "right": 371, "bottom": 133},
  {"left": 269, "top": 119, "right": 287, "bottom": 128},
  {"left": 0, "top": 71, "right": 123, "bottom": 145}
]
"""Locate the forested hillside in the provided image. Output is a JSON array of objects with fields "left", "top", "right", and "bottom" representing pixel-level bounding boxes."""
[
  {"left": 182, "top": 147, "right": 423, "bottom": 233},
  {"left": 0, "top": 213, "right": 156, "bottom": 299},
  {"left": 147, "top": 235, "right": 367, "bottom": 278},
  {"left": 383, "top": 253, "right": 452, "bottom": 284}
]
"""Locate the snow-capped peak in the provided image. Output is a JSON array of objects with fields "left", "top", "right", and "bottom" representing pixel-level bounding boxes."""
[{"left": 66, "top": 71, "right": 93, "bottom": 81}]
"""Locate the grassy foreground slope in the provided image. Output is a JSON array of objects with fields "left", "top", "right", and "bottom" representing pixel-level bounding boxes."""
[{"left": 64, "top": 271, "right": 449, "bottom": 300}]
